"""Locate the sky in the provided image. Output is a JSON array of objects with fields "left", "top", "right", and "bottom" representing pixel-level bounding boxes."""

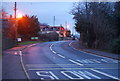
[{"left": 2, "top": 2, "right": 78, "bottom": 35}]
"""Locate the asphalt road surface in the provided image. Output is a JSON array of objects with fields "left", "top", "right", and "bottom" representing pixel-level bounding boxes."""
[{"left": 3, "top": 40, "right": 120, "bottom": 81}]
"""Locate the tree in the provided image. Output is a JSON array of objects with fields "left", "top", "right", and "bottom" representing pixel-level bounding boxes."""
[
  {"left": 17, "top": 15, "right": 40, "bottom": 41},
  {"left": 114, "top": 2, "right": 120, "bottom": 37},
  {"left": 71, "top": 2, "right": 115, "bottom": 49}
]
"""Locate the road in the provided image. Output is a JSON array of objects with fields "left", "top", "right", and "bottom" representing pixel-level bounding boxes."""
[{"left": 3, "top": 40, "right": 120, "bottom": 81}]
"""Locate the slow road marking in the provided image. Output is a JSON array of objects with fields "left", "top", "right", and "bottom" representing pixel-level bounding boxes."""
[{"left": 68, "top": 59, "right": 84, "bottom": 66}]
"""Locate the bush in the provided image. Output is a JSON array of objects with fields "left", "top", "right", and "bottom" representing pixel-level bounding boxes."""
[{"left": 112, "top": 37, "right": 120, "bottom": 54}]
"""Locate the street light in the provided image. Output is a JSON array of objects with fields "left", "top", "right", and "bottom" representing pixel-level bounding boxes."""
[
  {"left": 67, "top": 24, "right": 70, "bottom": 30},
  {"left": 17, "top": 13, "right": 23, "bottom": 19}
]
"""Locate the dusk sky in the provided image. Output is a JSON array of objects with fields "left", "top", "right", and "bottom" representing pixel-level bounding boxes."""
[{"left": 2, "top": 2, "right": 78, "bottom": 34}]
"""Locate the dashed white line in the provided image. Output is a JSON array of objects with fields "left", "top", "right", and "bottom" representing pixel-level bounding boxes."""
[
  {"left": 50, "top": 44, "right": 57, "bottom": 54},
  {"left": 57, "top": 54, "right": 65, "bottom": 58},
  {"left": 68, "top": 59, "right": 84, "bottom": 66},
  {"left": 52, "top": 51, "right": 56, "bottom": 54},
  {"left": 91, "top": 69, "right": 119, "bottom": 80}
]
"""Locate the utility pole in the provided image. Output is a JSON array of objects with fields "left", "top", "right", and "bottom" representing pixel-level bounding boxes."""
[
  {"left": 14, "top": 2, "right": 16, "bottom": 19},
  {"left": 14, "top": 2, "right": 17, "bottom": 42}
]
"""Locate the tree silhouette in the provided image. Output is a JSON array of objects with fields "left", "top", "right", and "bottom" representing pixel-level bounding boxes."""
[{"left": 17, "top": 15, "right": 40, "bottom": 41}]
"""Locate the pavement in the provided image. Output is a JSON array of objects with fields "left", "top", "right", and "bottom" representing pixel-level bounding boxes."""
[
  {"left": 2, "top": 43, "right": 38, "bottom": 80},
  {"left": 70, "top": 41, "right": 120, "bottom": 60},
  {"left": 2, "top": 40, "right": 120, "bottom": 81}
]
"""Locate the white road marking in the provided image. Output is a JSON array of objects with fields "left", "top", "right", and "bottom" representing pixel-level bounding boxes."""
[
  {"left": 84, "top": 71, "right": 101, "bottom": 79},
  {"left": 101, "top": 59, "right": 108, "bottom": 63},
  {"left": 73, "top": 71, "right": 91, "bottom": 79},
  {"left": 19, "top": 51, "right": 22, "bottom": 56},
  {"left": 91, "top": 69, "right": 119, "bottom": 80},
  {"left": 77, "top": 59, "right": 94, "bottom": 63},
  {"left": 57, "top": 54, "right": 65, "bottom": 58},
  {"left": 19, "top": 51, "right": 31, "bottom": 81},
  {"left": 50, "top": 44, "right": 57, "bottom": 54},
  {"left": 69, "top": 42, "right": 119, "bottom": 62},
  {"left": 36, "top": 71, "right": 55, "bottom": 80},
  {"left": 85, "top": 59, "right": 94, "bottom": 63},
  {"left": 82, "top": 60, "right": 89, "bottom": 63},
  {"left": 61, "top": 71, "right": 84, "bottom": 79},
  {"left": 68, "top": 59, "right": 84, "bottom": 66},
  {"left": 92, "top": 59, "right": 101, "bottom": 63},
  {"left": 69, "top": 42, "right": 72, "bottom": 46},
  {"left": 52, "top": 51, "right": 57, "bottom": 54},
  {"left": 49, "top": 71, "right": 59, "bottom": 79},
  {"left": 77, "top": 60, "right": 84, "bottom": 63}
]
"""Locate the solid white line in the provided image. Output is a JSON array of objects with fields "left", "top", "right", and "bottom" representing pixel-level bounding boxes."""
[
  {"left": 68, "top": 59, "right": 84, "bottom": 66},
  {"left": 19, "top": 51, "right": 31, "bottom": 81},
  {"left": 57, "top": 54, "right": 65, "bottom": 58},
  {"left": 69, "top": 42, "right": 119, "bottom": 61},
  {"left": 91, "top": 69, "right": 119, "bottom": 80}
]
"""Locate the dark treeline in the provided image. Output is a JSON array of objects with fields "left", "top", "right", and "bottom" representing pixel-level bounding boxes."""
[
  {"left": 71, "top": 2, "right": 120, "bottom": 54},
  {"left": 17, "top": 15, "right": 40, "bottom": 41}
]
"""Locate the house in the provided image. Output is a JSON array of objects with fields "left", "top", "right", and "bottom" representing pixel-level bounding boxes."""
[{"left": 40, "top": 24, "right": 67, "bottom": 38}]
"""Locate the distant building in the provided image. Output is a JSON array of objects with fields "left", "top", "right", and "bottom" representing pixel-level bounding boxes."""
[{"left": 39, "top": 24, "right": 67, "bottom": 38}]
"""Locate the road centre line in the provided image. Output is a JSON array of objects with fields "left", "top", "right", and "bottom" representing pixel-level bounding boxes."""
[
  {"left": 91, "top": 69, "right": 119, "bottom": 80},
  {"left": 52, "top": 51, "right": 57, "bottom": 54},
  {"left": 57, "top": 54, "right": 65, "bottom": 58},
  {"left": 68, "top": 59, "right": 84, "bottom": 66}
]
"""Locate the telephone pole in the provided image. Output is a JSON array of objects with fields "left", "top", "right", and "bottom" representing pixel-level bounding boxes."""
[
  {"left": 14, "top": 2, "right": 18, "bottom": 41},
  {"left": 14, "top": 2, "right": 16, "bottom": 19}
]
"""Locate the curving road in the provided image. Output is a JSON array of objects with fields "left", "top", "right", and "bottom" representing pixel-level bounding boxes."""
[{"left": 3, "top": 40, "right": 120, "bottom": 81}]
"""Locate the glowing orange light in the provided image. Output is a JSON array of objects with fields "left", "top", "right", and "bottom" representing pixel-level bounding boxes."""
[{"left": 17, "top": 13, "right": 23, "bottom": 18}]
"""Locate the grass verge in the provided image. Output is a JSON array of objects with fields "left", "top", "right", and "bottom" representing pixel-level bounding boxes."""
[{"left": 18, "top": 41, "right": 45, "bottom": 45}]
